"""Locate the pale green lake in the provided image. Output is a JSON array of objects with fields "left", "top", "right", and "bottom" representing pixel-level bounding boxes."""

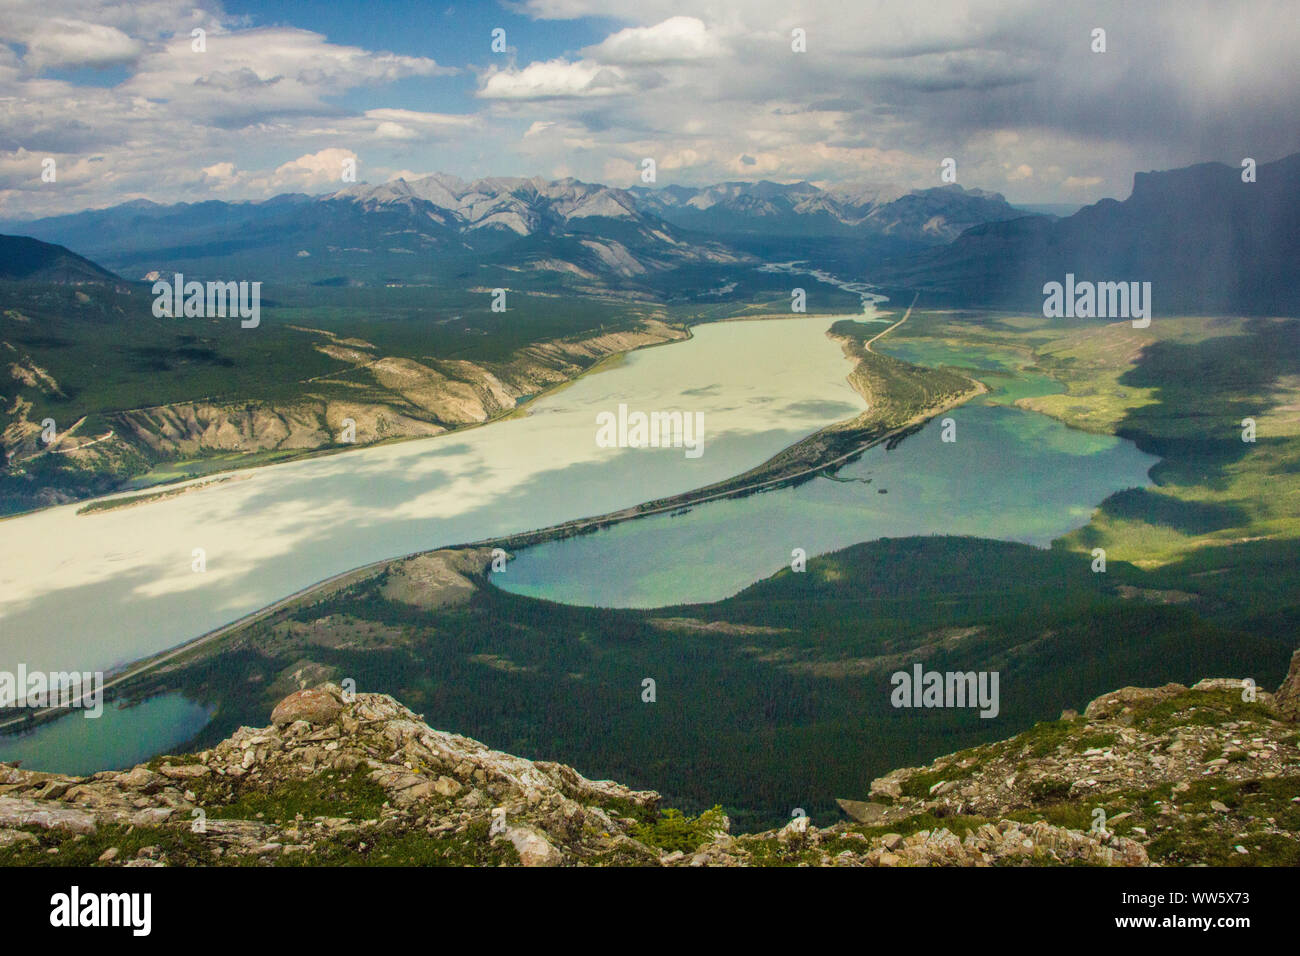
[
  {"left": 494, "top": 378, "right": 1157, "bottom": 608},
  {"left": 0, "top": 316, "right": 866, "bottom": 676}
]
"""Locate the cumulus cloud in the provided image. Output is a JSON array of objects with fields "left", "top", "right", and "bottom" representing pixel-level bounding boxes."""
[
  {"left": 121, "top": 27, "right": 454, "bottom": 121},
  {"left": 201, "top": 161, "right": 235, "bottom": 182},
  {"left": 2, "top": 0, "right": 1298, "bottom": 214},
  {"left": 477, "top": 58, "right": 638, "bottom": 99},
  {"left": 264, "top": 148, "right": 358, "bottom": 190},
  {"left": 19, "top": 19, "right": 145, "bottom": 70},
  {"left": 584, "top": 16, "right": 722, "bottom": 64},
  {"left": 0, "top": 1, "right": 219, "bottom": 73}
]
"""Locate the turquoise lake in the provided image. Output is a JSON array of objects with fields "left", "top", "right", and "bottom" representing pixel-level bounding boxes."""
[
  {"left": 493, "top": 403, "right": 1160, "bottom": 608},
  {"left": 0, "top": 693, "right": 213, "bottom": 776}
]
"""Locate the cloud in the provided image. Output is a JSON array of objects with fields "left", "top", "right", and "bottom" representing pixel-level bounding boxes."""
[
  {"left": 268, "top": 149, "right": 357, "bottom": 189},
  {"left": 19, "top": 19, "right": 145, "bottom": 70},
  {"left": 362, "top": 108, "right": 477, "bottom": 140},
  {"left": 477, "top": 58, "right": 637, "bottom": 100},
  {"left": 584, "top": 16, "right": 722, "bottom": 65},
  {"left": 121, "top": 27, "right": 455, "bottom": 122},
  {"left": 201, "top": 161, "right": 235, "bottom": 183},
  {"left": 2, "top": 0, "right": 1299, "bottom": 214},
  {"left": 1063, "top": 175, "right": 1103, "bottom": 190},
  {"left": 0, "top": 1, "right": 220, "bottom": 73}
]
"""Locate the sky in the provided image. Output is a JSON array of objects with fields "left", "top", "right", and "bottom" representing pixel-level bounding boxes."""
[{"left": 1, "top": 0, "right": 1297, "bottom": 217}]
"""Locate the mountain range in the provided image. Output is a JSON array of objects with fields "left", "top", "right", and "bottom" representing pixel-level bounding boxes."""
[
  {"left": 3, "top": 154, "right": 1298, "bottom": 316},
  {"left": 0, "top": 176, "right": 1021, "bottom": 290},
  {"left": 874, "top": 154, "right": 1300, "bottom": 314},
  {"left": 629, "top": 180, "right": 1021, "bottom": 240}
]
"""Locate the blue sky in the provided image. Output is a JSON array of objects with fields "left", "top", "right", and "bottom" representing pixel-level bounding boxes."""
[
  {"left": 1, "top": 0, "right": 1297, "bottom": 217},
  {"left": 219, "top": 0, "right": 620, "bottom": 114}
]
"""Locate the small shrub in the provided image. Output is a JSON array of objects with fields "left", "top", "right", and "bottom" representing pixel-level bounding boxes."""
[{"left": 633, "top": 806, "right": 728, "bottom": 853}]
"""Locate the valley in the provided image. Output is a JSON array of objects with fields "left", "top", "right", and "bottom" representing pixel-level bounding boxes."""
[
  {"left": 7, "top": 300, "right": 1291, "bottom": 835},
  {"left": 0, "top": 311, "right": 875, "bottom": 678},
  {"left": 3, "top": 0, "right": 1298, "bottom": 899},
  {"left": 3, "top": 156, "right": 1299, "bottom": 852}
]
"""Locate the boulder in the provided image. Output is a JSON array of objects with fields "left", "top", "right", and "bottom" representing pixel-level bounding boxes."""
[
  {"left": 271, "top": 685, "right": 344, "bottom": 727},
  {"left": 502, "top": 825, "right": 563, "bottom": 866},
  {"left": 836, "top": 798, "right": 886, "bottom": 824}
]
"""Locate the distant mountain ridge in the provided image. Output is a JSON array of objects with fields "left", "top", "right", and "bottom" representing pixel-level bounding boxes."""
[
  {"left": 0, "top": 175, "right": 741, "bottom": 289},
  {"left": 0, "top": 174, "right": 1024, "bottom": 289},
  {"left": 0, "top": 235, "right": 120, "bottom": 284},
  {"left": 5, "top": 155, "right": 1296, "bottom": 313},
  {"left": 629, "top": 180, "right": 1022, "bottom": 241},
  {"left": 334, "top": 172, "right": 645, "bottom": 234},
  {"left": 875, "top": 153, "right": 1300, "bottom": 314}
]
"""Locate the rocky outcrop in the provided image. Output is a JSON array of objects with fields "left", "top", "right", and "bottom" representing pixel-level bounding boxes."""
[
  {"left": 1276, "top": 649, "right": 1300, "bottom": 722},
  {"left": 0, "top": 685, "right": 666, "bottom": 867},
  {"left": 2, "top": 661, "right": 1296, "bottom": 867},
  {"left": 847, "top": 667, "right": 1300, "bottom": 867},
  {"left": 3, "top": 319, "right": 687, "bottom": 515},
  {"left": 0, "top": 687, "right": 1150, "bottom": 868},
  {"left": 378, "top": 548, "right": 499, "bottom": 610},
  {"left": 739, "top": 815, "right": 1149, "bottom": 868}
]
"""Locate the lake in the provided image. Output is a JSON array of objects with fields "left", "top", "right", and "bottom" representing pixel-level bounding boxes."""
[
  {"left": 0, "top": 693, "right": 213, "bottom": 775},
  {"left": 0, "top": 315, "right": 866, "bottom": 676},
  {"left": 0, "top": 311, "right": 1158, "bottom": 774},
  {"left": 494, "top": 404, "right": 1158, "bottom": 608}
]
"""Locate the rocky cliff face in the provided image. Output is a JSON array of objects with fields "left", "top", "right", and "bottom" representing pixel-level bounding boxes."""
[
  {"left": 108, "top": 319, "right": 688, "bottom": 457},
  {"left": 2, "top": 656, "right": 1297, "bottom": 867},
  {"left": 2, "top": 318, "right": 687, "bottom": 513}
]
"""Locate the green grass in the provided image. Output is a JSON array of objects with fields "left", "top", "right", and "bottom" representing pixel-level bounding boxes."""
[
  {"left": 195, "top": 766, "right": 390, "bottom": 824},
  {"left": 0, "top": 822, "right": 216, "bottom": 867}
]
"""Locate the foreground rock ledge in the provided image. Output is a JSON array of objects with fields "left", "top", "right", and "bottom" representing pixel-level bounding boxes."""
[{"left": 1, "top": 664, "right": 1297, "bottom": 866}]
